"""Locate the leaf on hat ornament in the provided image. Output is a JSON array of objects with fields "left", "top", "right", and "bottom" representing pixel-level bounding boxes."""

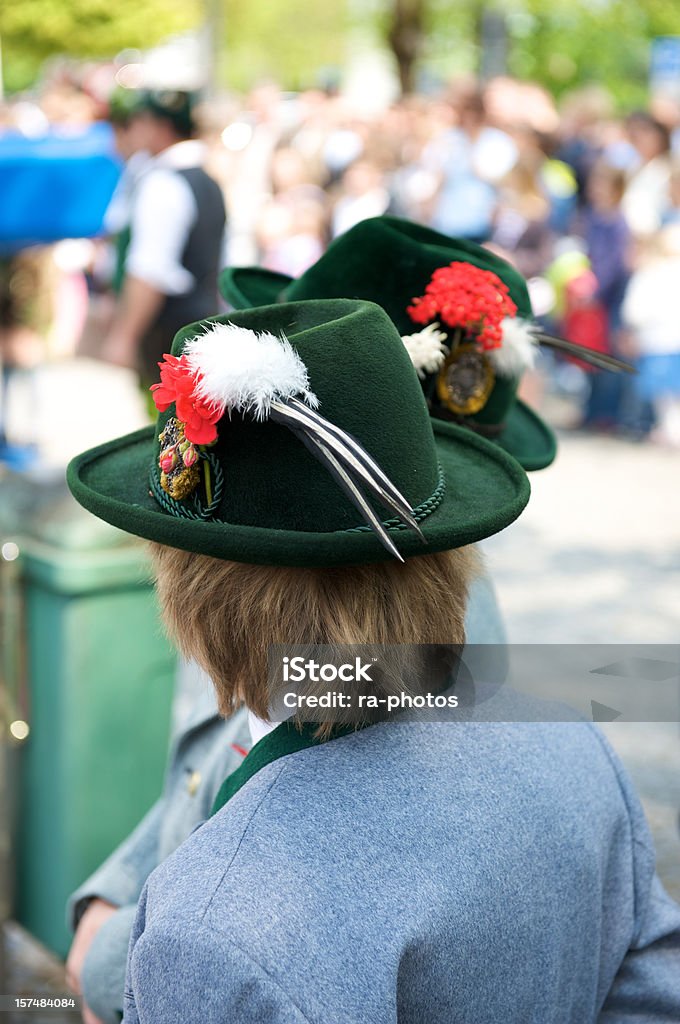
[
  {"left": 184, "top": 322, "right": 319, "bottom": 420},
  {"left": 401, "top": 322, "right": 449, "bottom": 379}
]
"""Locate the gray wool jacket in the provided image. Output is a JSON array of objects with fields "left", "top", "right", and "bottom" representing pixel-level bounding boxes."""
[
  {"left": 123, "top": 715, "right": 680, "bottom": 1023},
  {"left": 67, "top": 574, "right": 508, "bottom": 1023}
]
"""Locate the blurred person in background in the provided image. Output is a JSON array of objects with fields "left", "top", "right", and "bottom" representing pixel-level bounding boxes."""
[
  {"left": 77, "top": 88, "right": 151, "bottom": 357},
  {"left": 555, "top": 86, "right": 614, "bottom": 206},
  {"left": 222, "top": 82, "right": 296, "bottom": 266},
  {"left": 514, "top": 128, "right": 578, "bottom": 237},
  {"left": 283, "top": 88, "right": 341, "bottom": 174},
  {"left": 0, "top": 249, "right": 54, "bottom": 465},
  {"left": 423, "top": 87, "right": 517, "bottom": 241},
  {"left": 38, "top": 71, "right": 100, "bottom": 126},
  {"left": 580, "top": 161, "right": 632, "bottom": 429},
  {"left": 490, "top": 156, "right": 555, "bottom": 280},
  {"left": 622, "top": 111, "right": 672, "bottom": 238},
  {"left": 662, "top": 159, "right": 680, "bottom": 226},
  {"left": 317, "top": 109, "right": 368, "bottom": 187},
  {"left": 330, "top": 156, "right": 390, "bottom": 238},
  {"left": 269, "top": 145, "right": 325, "bottom": 200},
  {"left": 386, "top": 98, "right": 442, "bottom": 224},
  {"left": 623, "top": 225, "right": 680, "bottom": 447},
  {"left": 254, "top": 145, "right": 328, "bottom": 275},
  {"left": 100, "top": 90, "right": 226, "bottom": 387},
  {"left": 102, "top": 89, "right": 151, "bottom": 285},
  {"left": 256, "top": 196, "right": 327, "bottom": 277},
  {"left": 649, "top": 92, "right": 680, "bottom": 158}
]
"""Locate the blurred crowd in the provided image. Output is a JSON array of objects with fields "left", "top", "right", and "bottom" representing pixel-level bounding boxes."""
[{"left": 3, "top": 70, "right": 680, "bottom": 455}]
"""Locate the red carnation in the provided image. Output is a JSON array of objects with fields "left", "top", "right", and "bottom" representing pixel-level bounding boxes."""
[
  {"left": 407, "top": 262, "right": 517, "bottom": 350},
  {"left": 150, "top": 354, "right": 224, "bottom": 445}
]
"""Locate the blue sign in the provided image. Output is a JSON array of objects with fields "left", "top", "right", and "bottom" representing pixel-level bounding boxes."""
[
  {"left": 650, "top": 36, "right": 680, "bottom": 87},
  {"left": 0, "top": 122, "right": 121, "bottom": 252}
]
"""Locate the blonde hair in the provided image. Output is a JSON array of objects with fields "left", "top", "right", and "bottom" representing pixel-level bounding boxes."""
[{"left": 150, "top": 544, "right": 480, "bottom": 729}]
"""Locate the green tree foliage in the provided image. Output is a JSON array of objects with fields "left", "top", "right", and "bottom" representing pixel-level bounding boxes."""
[
  {"left": 2, "top": 0, "right": 680, "bottom": 103},
  {"left": 393, "top": 0, "right": 680, "bottom": 104},
  {"left": 505, "top": 0, "right": 680, "bottom": 105},
  {"left": 219, "top": 0, "right": 348, "bottom": 91},
  {"left": 0, "top": 0, "right": 201, "bottom": 92}
]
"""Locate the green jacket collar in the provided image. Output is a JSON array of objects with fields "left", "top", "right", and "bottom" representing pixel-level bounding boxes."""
[{"left": 210, "top": 721, "right": 358, "bottom": 815}]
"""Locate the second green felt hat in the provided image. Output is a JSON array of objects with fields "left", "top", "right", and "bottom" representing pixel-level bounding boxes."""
[{"left": 220, "top": 216, "right": 557, "bottom": 471}]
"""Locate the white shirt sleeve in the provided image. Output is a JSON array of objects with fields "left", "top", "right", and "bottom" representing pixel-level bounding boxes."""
[{"left": 126, "top": 168, "right": 198, "bottom": 295}]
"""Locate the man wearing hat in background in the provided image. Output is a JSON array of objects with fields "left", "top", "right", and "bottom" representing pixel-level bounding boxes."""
[
  {"left": 102, "top": 88, "right": 151, "bottom": 294},
  {"left": 101, "top": 90, "right": 226, "bottom": 385}
]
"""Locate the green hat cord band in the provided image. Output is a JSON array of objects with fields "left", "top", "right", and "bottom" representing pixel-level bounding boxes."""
[
  {"left": 346, "top": 463, "right": 445, "bottom": 534},
  {"left": 150, "top": 451, "right": 445, "bottom": 536}
]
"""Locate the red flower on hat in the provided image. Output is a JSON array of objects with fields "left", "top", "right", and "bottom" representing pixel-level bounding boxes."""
[
  {"left": 150, "top": 354, "right": 224, "bottom": 445},
  {"left": 407, "top": 262, "right": 517, "bottom": 350}
]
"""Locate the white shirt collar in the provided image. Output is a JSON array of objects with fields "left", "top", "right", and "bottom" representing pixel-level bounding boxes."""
[
  {"left": 247, "top": 711, "right": 279, "bottom": 748},
  {"left": 152, "top": 139, "right": 207, "bottom": 171}
]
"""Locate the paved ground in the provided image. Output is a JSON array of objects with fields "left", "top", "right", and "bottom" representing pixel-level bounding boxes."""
[
  {"left": 3, "top": 357, "right": 149, "bottom": 469},
  {"left": 484, "top": 422, "right": 680, "bottom": 900}
]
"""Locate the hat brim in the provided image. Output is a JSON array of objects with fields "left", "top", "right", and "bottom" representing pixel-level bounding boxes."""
[
  {"left": 220, "top": 266, "right": 557, "bottom": 472},
  {"left": 491, "top": 399, "right": 556, "bottom": 472},
  {"left": 221, "top": 265, "right": 292, "bottom": 311},
  {"left": 67, "top": 422, "right": 529, "bottom": 568}
]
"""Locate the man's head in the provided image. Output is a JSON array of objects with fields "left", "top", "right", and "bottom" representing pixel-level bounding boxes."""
[
  {"left": 150, "top": 543, "right": 480, "bottom": 728},
  {"left": 131, "top": 90, "right": 196, "bottom": 155},
  {"left": 626, "top": 110, "right": 671, "bottom": 162},
  {"left": 107, "top": 88, "right": 147, "bottom": 160}
]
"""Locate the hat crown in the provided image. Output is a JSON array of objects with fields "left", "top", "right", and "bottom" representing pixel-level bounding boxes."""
[
  {"left": 155, "top": 299, "right": 441, "bottom": 535},
  {"left": 283, "top": 216, "right": 533, "bottom": 327}
]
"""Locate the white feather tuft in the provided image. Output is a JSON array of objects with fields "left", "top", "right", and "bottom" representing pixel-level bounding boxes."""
[
  {"left": 401, "top": 322, "right": 449, "bottom": 379},
  {"left": 489, "top": 318, "right": 539, "bottom": 378},
  {"left": 184, "top": 322, "right": 318, "bottom": 419}
]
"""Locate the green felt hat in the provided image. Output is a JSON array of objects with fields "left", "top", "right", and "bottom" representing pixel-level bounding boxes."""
[
  {"left": 67, "top": 299, "right": 529, "bottom": 567},
  {"left": 220, "top": 216, "right": 557, "bottom": 471}
]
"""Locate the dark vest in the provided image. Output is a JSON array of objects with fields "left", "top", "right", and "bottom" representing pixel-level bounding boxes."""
[{"left": 138, "top": 165, "right": 226, "bottom": 381}]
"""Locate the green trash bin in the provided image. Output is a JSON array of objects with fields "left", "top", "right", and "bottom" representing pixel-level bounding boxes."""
[{"left": 5, "top": 489, "right": 176, "bottom": 958}]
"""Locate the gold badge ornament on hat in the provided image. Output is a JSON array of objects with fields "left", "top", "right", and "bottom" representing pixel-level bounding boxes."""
[{"left": 436, "top": 343, "right": 495, "bottom": 415}]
